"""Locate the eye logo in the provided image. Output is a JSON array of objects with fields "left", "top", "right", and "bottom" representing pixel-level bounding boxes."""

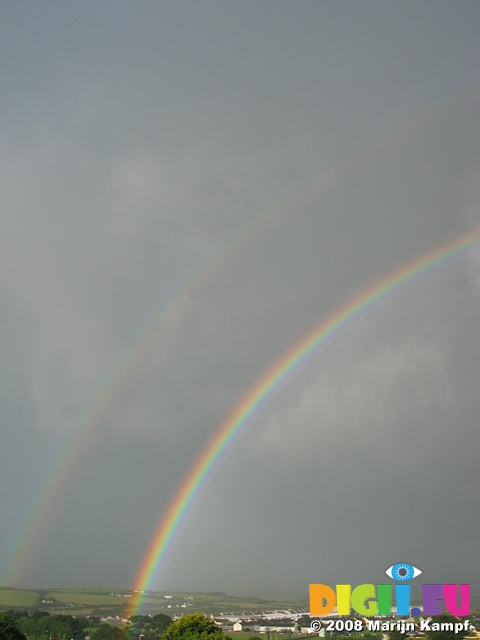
[
  {"left": 386, "top": 562, "right": 422, "bottom": 582},
  {"left": 310, "top": 561, "right": 470, "bottom": 617}
]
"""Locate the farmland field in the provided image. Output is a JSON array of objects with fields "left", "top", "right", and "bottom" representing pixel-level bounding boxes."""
[
  {"left": 0, "top": 588, "right": 39, "bottom": 608},
  {"left": 0, "top": 587, "right": 307, "bottom": 617}
]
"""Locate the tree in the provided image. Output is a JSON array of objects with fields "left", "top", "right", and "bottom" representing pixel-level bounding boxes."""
[
  {"left": 388, "top": 629, "right": 408, "bottom": 640},
  {"left": 0, "top": 612, "right": 28, "bottom": 640},
  {"left": 125, "top": 613, "right": 172, "bottom": 640},
  {"left": 424, "top": 614, "right": 469, "bottom": 640},
  {"left": 151, "top": 613, "right": 173, "bottom": 634},
  {"left": 14, "top": 611, "right": 88, "bottom": 640},
  {"left": 162, "top": 613, "right": 229, "bottom": 640},
  {"left": 299, "top": 615, "right": 312, "bottom": 628},
  {"left": 90, "top": 623, "right": 127, "bottom": 640},
  {"left": 31, "top": 611, "right": 51, "bottom": 622}
]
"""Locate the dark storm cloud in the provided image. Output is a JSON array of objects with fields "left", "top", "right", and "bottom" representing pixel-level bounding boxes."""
[{"left": 1, "top": 1, "right": 479, "bottom": 593}]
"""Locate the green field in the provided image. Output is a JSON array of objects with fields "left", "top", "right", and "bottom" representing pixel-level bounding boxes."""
[
  {"left": 0, "top": 588, "right": 39, "bottom": 608},
  {"left": 46, "top": 590, "right": 131, "bottom": 606},
  {"left": 0, "top": 587, "right": 307, "bottom": 617}
]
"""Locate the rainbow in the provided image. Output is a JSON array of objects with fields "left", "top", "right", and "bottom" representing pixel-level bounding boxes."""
[
  {"left": 4, "top": 91, "right": 472, "bottom": 587},
  {"left": 127, "top": 229, "right": 480, "bottom": 616},
  {"left": 2, "top": 177, "right": 301, "bottom": 585}
]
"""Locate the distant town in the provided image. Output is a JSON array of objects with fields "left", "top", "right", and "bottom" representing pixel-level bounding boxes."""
[{"left": 1, "top": 587, "right": 479, "bottom": 640}]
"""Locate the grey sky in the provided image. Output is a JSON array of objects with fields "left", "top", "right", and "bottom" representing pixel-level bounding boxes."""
[{"left": 1, "top": 1, "right": 479, "bottom": 596}]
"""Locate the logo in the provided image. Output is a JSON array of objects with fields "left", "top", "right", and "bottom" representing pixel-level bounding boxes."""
[{"left": 309, "top": 562, "right": 470, "bottom": 617}]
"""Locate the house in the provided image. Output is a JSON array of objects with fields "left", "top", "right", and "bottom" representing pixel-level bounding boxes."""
[{"left": 233, "top": 620, "right": 243, "bottom": 632}]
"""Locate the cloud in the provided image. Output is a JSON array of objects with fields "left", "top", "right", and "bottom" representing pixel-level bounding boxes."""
[
  {"left": 458, "top": 164, "right": 480, "bottom": 290},
  {"left": 1, "top": 2, "right": 479, "bottom": 591},
  {"left": 253, "top": 336, "right": 455, "bottom": 465},
  {"left": 1, "top": 119, "right": 305, "bottom": 439}
]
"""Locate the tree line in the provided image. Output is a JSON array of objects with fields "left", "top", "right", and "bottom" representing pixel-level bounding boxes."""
[
  {"left": 0, "top": 610, "right": 173, "bottom": 640},
  {"left": 0, "top": 611, "right": 231, "bottom": 640},
  {"left": 0, "top": 610, "right": 473, "bottom": 640}
]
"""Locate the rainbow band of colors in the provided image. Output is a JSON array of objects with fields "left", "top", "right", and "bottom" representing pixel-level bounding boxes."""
[
  {"left": 127, "top": 229, "right": 480, "bottom": 616},
  {"left": 5, "top": 93, "right": 471, "bottom": 588}
]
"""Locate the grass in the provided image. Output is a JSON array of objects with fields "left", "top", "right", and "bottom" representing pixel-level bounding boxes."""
[
  {"left": 0, "top": 588, "right": 40, "bottom": 608},
  {"left": 45, "top": 590, "right": 131, "bottom": 606},
  {"left": 0, "top": 587, "right": 307, "bottom": 617}
]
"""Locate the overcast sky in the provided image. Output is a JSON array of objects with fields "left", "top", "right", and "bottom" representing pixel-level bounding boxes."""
[{"left": 1, "top": 1, "right": 479, "bottom": 598}]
